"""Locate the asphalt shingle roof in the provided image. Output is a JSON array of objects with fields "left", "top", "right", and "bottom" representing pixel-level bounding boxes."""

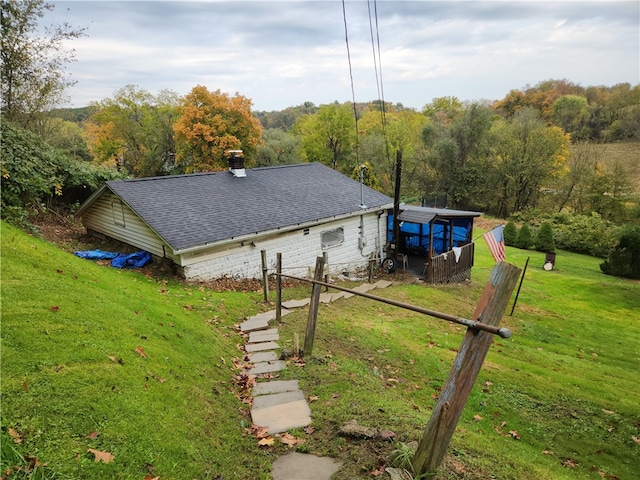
[{"left": 103, "top": 163, "right": 393, "bottom": 252}]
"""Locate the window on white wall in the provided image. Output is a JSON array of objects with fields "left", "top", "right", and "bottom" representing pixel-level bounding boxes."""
[
  {"left": 111, "top": 199, "right": 126, "bottom": 227},
  {"left": 321, "top": 227, "right": 344, "bottom": 249}
]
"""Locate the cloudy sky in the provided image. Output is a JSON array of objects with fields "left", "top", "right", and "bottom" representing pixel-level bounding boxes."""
[{"left": 49, "top": 1, "right": 639, "bottom": 111}]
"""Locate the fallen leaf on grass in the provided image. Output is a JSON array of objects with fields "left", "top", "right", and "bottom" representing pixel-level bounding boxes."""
[
  {"left": 308, "top": 395, "right": 318, "bottom": 403},
  {"left": 562, "top": 458, "right": 578, "bottom": 468},
  {"left": 87, "top": 448, "right": 114, "bottom": 463},
  {"left": 632, "top": 436, "right": 640, "bottom": 445},
  {"left": 257, "top": 437, "right": 274, "bottom": 447},
  {"left": 304, "top": 425, "right": 315, "bottom": 435},
  {"left": 143, "top": 475, "right": 160, "bottom": 480},
  {"left": 8, "top": 428, "right": 22, "bottom": 443},
  {"left": 135, "top": 346, "right": 147, "bottom": 359},
  {"left": 24, "top": 454, "right": 46, "bottom": 468},
  {"left": 50, "top": 305, "right": 59, "bottom": 312},
  {"left": 86, "top": 430, "right": 99, "bottom": 440},
  {"left": 371, "top": 467, "right": 385, "bottom": 476},
  {"left": 280, "top": 432, "right": 304, "bottom": 448},
  {"left": 508, "top": 430, "right": 521, "bottom": 440},
  {"left": 473, "top": 414, "right": 483, "bottom": 422},
  {"left": 542, "top": 450, "right": 554, "bottom": 455}
]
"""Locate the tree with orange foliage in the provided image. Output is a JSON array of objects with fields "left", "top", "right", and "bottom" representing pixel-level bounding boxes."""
[{"left": 173, "top": 86, "right": 262, "bottom": 173}]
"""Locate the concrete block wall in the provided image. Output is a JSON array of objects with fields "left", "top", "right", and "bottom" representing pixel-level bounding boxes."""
[{"left": 181, "top": 212, "right": 387, "bottom": 281}]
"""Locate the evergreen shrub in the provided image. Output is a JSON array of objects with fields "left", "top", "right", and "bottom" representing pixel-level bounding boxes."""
[
  {"left": 504, "top": 221, "right": 518, "bottom": 246},
  {"left": 515, "top": 224, "right": 533, "bottom": 249},
  {"left": 535, "top": 222, "right": 556, "bottom": 252}
]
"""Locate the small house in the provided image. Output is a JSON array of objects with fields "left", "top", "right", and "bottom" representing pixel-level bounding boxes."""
[{"left": 76, "top": 162, "right": 393, "bottom": 281}]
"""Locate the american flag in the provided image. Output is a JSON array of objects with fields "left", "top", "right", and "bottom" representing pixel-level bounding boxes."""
[{"left": 483, "top": 225, "right": 506, "bottom": 262}]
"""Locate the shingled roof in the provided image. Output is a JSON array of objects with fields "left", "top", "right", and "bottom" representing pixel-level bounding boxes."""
[{"left": 79, "top": 162, "right": 393, "bottom": 252}]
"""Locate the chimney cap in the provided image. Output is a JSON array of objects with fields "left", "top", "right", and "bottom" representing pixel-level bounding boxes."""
[{"left": 227, "top": 149, "right": 246, "bottom": 177}]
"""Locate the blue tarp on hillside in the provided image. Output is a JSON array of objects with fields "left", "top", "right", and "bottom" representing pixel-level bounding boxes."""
[
  {"left": 74, "top": 250, "right": 152, "bottom": 268},
  {"left": 74, "top": 249, "right": 119, "bottom": 260},
  {"left": 111, "top": 251, "right": 152, "bottom": 269}
]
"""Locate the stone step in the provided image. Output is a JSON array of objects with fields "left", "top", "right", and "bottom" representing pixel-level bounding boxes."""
[
  {"left": 246, "top": 360, "right": 287, "bottom": 375},
  {"left": 373, "top": 279, "right": 393, "bottom": 289},
  {"left": 250, "top": 399, "right": 311, "bottom": 434},
  {"left": 282, "top": 298, "right": 310, "bottom": 309},
  {"left": 247, "top": 351, "right": 278, "bottom": 363},
  {"left": 253, "top": 379, "right": 300, "bottom": 396},
  {"left": 252, "top": 389, "right": 305, "bottom": 409},
  {"left": 248, "top": 328, "right": 279, "bottom": 343},
  {"left": 239, "top": 317, "right": 269, "bottom": 332},
  {"left": 245, "top": 341, "right": 280, "bottom": 353}
]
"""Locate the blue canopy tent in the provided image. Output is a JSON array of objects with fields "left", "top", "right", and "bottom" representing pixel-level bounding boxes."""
[{"left": 386, "top": 205, "right": 482, "bottom": 281}]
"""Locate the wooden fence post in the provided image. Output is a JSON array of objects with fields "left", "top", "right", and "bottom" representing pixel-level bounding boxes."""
[
  {"left": 323, "top": 251, "right": 329, "bottom": 292},
  {"left": 276, "top": 252, "right": 282, "bottom": 322},
  {"left": 303, "top": 256, "right": 325, "bottom": 356},
  {"left": 261, "top": 249, "right": 269, "bottom": 302},
  {"left": 412, "top": 261, "right": 521, "bottom": 477}
]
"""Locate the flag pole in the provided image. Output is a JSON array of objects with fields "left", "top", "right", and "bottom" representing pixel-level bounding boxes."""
[{"left": 509, "top": 256, "right": 529, "bottom": 316}]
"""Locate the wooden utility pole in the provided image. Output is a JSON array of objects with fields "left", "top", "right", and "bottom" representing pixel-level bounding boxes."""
[
  {"left": 412, "top": 261, "right": 521, "bottom": 477},
  {"left": 303, "top": 256, "right": 325, "bottom": 356}
]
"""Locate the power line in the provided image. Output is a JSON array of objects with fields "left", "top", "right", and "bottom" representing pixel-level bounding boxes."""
[
  {"left": 342, "top": 0, "right": 359, "bottom": 166},
  {"left": 367, "top": 0, "right": 391, "bottom": 167}
]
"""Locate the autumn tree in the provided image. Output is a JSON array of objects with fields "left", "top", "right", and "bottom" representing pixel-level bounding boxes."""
[
  {"left": 173, "top": 86, "right": 262, "bottom": 173},
  {"left": 85, "top": 85, "right": 180, "bottom": 176},
  {"left": 256, "top": 128, "right": 301, "bottom": 166},
  {"left": 552, "top": 94, "right": 589, "bottom": 139},
  {"left": 358, "top": 108, "right": 428, "bottom": 195},
  {"left": 292, "top": 103, "right": 355, "bottom": 171},
  {"left": 350, "top": 161, "right": 381, "bottom": 192},
  {"left": 421, "top": 103, "right": 494, "bottom": 210},
  {"left": 1, "top": 0, "right": 86, "bottom": 132},
  {"left": 490, "top": 107, "right": 570, "bottom": 216}
]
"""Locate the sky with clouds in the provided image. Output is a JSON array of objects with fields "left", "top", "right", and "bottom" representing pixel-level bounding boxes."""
[{"left": 49, "top": 1, "right": 639, "bottom": 112}]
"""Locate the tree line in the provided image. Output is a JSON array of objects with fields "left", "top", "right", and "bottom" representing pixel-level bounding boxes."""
[{"left": 2, "top": 0, "right": 639, "bottom": 278}]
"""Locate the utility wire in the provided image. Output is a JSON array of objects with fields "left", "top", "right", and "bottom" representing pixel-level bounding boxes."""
[
  {"left": 342, "top": 0, "right": 359, "bottom": 166},
  {"left": 368, "top": 0, "right": 391, "bottom": 172}
]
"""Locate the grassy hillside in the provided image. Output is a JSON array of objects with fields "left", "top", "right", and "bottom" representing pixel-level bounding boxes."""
[
  {"left": 592, "top": 141, "right": 640, "bottom": 187},
  {"left": 2, "top": 220, "right": 639, "bottom": 479},
  {"left": 272, "top": 237, "right": 640, "bottom": 478},
  {"left": 0, "top": 221, "right": 274, "bottom": 479}
]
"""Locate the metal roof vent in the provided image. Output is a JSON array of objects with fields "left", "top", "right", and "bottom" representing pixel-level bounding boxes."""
[{"left": 227, "top": 149, "right": 246, "bottom": 177}]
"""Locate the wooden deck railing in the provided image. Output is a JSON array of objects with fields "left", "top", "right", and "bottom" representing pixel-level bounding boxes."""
[{"left": 427, "top": 242, "right": 475, "bottom": 283}]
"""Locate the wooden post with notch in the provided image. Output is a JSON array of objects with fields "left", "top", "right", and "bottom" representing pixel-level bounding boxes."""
[
  {"left": 303, "top": 256, "right": 325, "bottom": 356},
  {"left": 412, "top": 261, "right": 521, "bottom": 477},
  {"left": 276, "top": 252, "right": 282, "bottom": 322}
]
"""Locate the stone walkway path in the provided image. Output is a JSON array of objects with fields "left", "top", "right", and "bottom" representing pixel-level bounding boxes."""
[{"left": 237, "top": 279, "right": 404, "bottom": 479}]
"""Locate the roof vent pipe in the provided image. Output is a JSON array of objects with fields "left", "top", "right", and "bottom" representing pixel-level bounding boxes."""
[{"left": 227, "top": 149, "right": 246, "bottom": 177}]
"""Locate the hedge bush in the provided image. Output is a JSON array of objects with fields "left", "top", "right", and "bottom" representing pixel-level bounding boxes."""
[
  {"left": 1, "top": 120, "right": 124, "bottom": 224},
  {"left": 600, "top": 224, "right": 640, "bottom": 279}
]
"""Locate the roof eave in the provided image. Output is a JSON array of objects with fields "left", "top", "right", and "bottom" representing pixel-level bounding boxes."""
[{"left": 171, "top": 203, "right": 393, "bottom": 256}]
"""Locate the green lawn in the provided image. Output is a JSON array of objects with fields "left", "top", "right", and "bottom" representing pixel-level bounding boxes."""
[{"left": 2, "top": 220, "right": 639, "bottom": 479}]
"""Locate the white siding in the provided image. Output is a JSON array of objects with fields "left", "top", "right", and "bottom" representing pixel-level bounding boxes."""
[
  {"left": 81, "top": 192, "right": 176, "bottom": 260},
  {"left": 181, "top": 212, "right": 387, "bottom": 281}
]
